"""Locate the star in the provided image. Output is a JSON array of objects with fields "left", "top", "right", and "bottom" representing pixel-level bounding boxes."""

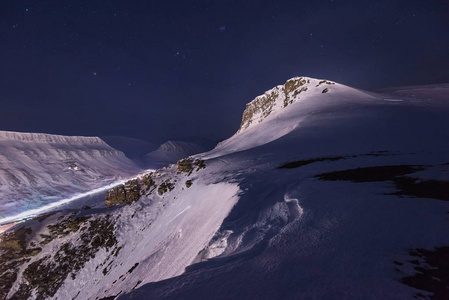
[
  {"left": 93, "top": 72, "right": 97, "bottom": 76},
  {"left": 219, "top": 26, "right": 226, "bottom": 32}
]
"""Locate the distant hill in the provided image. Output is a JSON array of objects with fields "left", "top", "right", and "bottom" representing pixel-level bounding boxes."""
[
  {"left": 100, "top": 136, "right": 158, "bottom": 161},
  {"left": 0, "top": 131, "right": 141, "bottom": 221},
  {"left": 145, "top": 140, "right": 205, "bottom": 168}
]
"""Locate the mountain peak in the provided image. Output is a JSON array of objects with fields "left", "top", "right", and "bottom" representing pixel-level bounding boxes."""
[
  {"left": 145, "top": 140, "right": 205, "bottom": 168},
  {"left": 238, "top": 77, "right": 335, "bottom": 133}
]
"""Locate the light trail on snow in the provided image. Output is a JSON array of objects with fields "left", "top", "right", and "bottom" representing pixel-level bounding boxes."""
[{"left": 0, "top": 170, "right": 155, "bottom": 226}]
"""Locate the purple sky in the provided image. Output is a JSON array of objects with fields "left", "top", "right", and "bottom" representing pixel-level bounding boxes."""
[{"left": 1, "top": 0, "right": 448, "bottom": 143}]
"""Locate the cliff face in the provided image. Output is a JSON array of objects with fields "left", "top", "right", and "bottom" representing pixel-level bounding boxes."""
[
  {"left": 105, "top": 179, "right": 141, "bottom": 207},
  {"left": 238, "top": 77, "right": 335, "bottom": 133}
]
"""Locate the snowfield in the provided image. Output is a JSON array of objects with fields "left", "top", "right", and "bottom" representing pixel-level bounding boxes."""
[
  {"left": 1, "top": 77, "right": 448, "bottom": 300},
  {"left": 0, "top": 132, "right": 142, "bottom": 223}
]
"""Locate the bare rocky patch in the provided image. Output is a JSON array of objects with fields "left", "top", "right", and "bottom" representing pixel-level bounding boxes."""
[
  {"left": 278, "top": 156, "right": 345, "bottom": 169},
  {"left": 0, "top": 226, "right": 37, "bottom": 299},
  {"left": 315, "top": 165, "right": 423, "bottom": 182},
  {"left": 177, "top": 158, "right": 206, "bottom": 175},
  {"left": 315, "top": 164, "right": 449, "bottom": 202},
  {"left": 105, "top": 179, "right": 141, "bottom": 207},
  {"left": 10, "top": 214, "right": 118, "bottom": 300},
  {"left": 396, "top": 247, "right": 449, "bottom": 300}
]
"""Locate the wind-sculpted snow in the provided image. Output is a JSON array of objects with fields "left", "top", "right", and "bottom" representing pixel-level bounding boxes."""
[
  {"left": 121, "top": 81, "right": 449, "bottom": 299},
  {"left": 0, "top": 158, "right": 240, "bottom": 300},
  {"left": 0, "top": 131, "right": 141, "bottom": 221},
  {"left": 1, "top": 79, "right": 449, "bottom": 300},
  {"left": 203, "top": 78, "right": 379, "bottom": 159}
]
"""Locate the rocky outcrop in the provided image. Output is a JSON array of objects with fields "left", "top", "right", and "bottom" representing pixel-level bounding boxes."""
[
  {"left": 0, "top": 226, "right": 39, "bottom": 300},
  {"left": 8, "top": 215, "right": 118, "bottom": 300},
  {"left": 141, "top": 173, "right": 156, "bottom": 191},
  {"left": 238, "top": 77, "right": 335, "bottom": 133},
  {"left": 177, "top": 158, "right": 206, "bottom": 175},
  {"left": 105, "top": 179, "right": 141, "bottom": 207},
  {"left": 105, "top": 185, "right": 127, "bottom": 207},
  {"left": 124, "top": 179, "right": 140, "bottom": 203},
  {"left": 158, "top": 181, "right": 175, "bottom": 196}
]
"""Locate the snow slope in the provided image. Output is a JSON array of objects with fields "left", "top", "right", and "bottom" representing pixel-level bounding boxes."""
[
  {"left": 125, "top": 78, "right": 449, "bottom": 299},
  {"left": 1, "top": 77, "right": 449, "bottom": 300},
  {"left": 0, "top": 131, "right": 141, "bottom": 222}
]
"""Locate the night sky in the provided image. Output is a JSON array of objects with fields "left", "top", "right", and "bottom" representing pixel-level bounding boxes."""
[{"left": 1, "top": 1, "right": 448, "bottom": 143}]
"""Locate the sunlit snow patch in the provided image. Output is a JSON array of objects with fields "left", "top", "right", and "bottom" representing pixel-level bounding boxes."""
[{"left": 0, "top": 170, "right": 155, "bottom": 226}]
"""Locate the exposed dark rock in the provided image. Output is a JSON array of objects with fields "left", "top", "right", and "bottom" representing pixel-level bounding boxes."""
[
  {"left": 177, "top": 158, "right": 194, "bottom": 173},
  {"left": 40, "top": 216, "right": 89, "bottom": 245},
  {"left": 133, "top": 280, "right": 142, "bottom": 289},
  {"left": 194, "top": 159, "right": 206, "bottom": 171},
  {"left": 105, "top": 185, "right": 126, "bottom": 207},
  {"left": 82, "top": 205, "right": 91, "bottom": 210},
  {"left": 239, "top": 78, "right": 310, "bottom": 131},
  {"left": 284, "top": 77, "right": 307, "bottom": 107},
  {"left": 177, "top": 159, "right": 206, "bottom": 175},
  {"left": 105, "top": 179, "right": 141, "bottom": 207},
  {"left": 315, "top": 165, "right": 423, "bottom": 182},
  {"left": 141, "top": 173, "right": 156, "bottom": 191},
  {"left": 399, "top": 247, "right": 449, "bottom": 300},
  {"left": 278, "top": 152, "right": 392, "bottom": 170},
  {"left": 124, "top": 179, "right": 140, "bottom": 204},
  {"left": 392, "top": 177, "right": 449, "bottom": 201},
  {"left": 11, "top": 215, "right": 118, "bottom": 300},
  {"left": 322, "top": 88, "right": 329, "bottom": 93},
  {"left": 128, "top": 263, "right": 139, "bottom": 274},
  {"left": 99, "top": 295, "right": 119, "bottom": 300},
  {"left": 278, "top": 156, "right": 345, "bottom": 169},
  {"left": 315, "top": 165, "right": 449, "bottom": 202},
  {"left": 0, "top": 226, "right": 33, "bottom": 299},
  {"left": 158, "top": 181, "right": 175, "bottom": 196},
  {"left": 316, "top": 80, "right": 334, "bottom": 87},
  {"left": 239, "top": 89, "right": 278, "bottom": 131},
  {"left": 185, "top": 180, "right": 192, "bottom": 188}
]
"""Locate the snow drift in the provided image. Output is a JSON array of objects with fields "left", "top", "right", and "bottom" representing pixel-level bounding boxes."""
[{"left": 1, "top": 77, "right": 449, "bottom": 300}]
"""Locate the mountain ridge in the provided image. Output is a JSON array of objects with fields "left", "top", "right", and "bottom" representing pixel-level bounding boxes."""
[
  {"left": 1, "top": 78, "right": 448, "bottom": 300},
  {"left": 0, "top": 131, "right": 142, "bottom": 221}
]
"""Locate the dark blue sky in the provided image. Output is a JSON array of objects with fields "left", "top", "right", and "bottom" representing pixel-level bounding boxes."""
[{"left": 1, "top": 1, "right": 448, "bottom": 143}]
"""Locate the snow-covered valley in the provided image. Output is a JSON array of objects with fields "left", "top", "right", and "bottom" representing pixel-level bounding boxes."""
[
  {"left": 0, "top": 132, "right": 143, "bottom": 223},
  {"left": 1, "top": 77, "right": 448, "bottom": 300}
]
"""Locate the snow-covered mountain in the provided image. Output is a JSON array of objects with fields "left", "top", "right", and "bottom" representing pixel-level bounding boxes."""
[
  {"left": 144, "top": 140, "right": 205, "bottom": 168},
  {"left": 0, "top": 131, "right": 142, "bottom": 222},
  {"left": 100, "top": 136, "right": 158, "bottom": 162},
  {"left": 1, "top": 77, "right": 449, "bottom": 300}
]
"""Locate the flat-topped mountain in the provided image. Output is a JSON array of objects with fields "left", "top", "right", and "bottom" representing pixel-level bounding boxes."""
[{"left": 0, "top": 131, "right": 141, "bottom": 221}]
